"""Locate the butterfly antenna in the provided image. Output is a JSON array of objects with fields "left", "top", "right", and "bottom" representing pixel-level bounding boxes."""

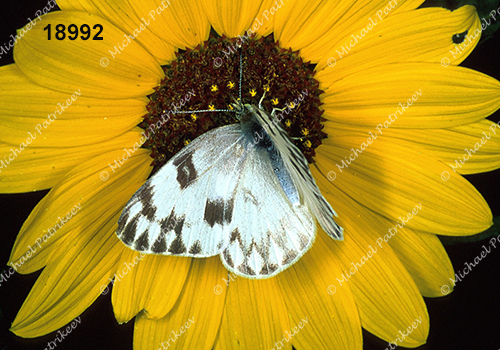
[
  {"left": 165, "top": 49, "right": 244, "bottom": 115},
  {"left": 238, "top": 49, "right": 243, "bottom": 105},
  {"left": 171, "top": 109, "right": 231, "bottom": 114}
]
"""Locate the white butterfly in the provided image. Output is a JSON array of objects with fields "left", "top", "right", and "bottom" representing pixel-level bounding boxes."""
[{"left": 116, "top": 100, "right": 343, "bottom": 279}]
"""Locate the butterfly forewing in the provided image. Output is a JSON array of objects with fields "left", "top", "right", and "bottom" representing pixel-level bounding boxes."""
[
  {"left": 250, "top": 105, "right": 344, "bottom": 240},
  {"left": 116, "top": 125, "right": 245, "bottom": 257}
]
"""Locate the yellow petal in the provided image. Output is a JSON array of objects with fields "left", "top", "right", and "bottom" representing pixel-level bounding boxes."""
[
  {"left": 0, "top": 65, "right": 147, "bottom": 148},
  {"left": 57, "top": 0, "right": 176, "bottom": 63},
  {"left": 8, "top": 148, "right": 152, "bottom": 274},
  {"left": 438, "top": 121, "right": 500, "bottom": 174},
  {"left": 318, "top": 189, "right": 428, "bottom": 347},
  {"left": 133, "top": 257, "right": 227, "bottom": 350},
  {"left": 316, "top": 134, "right": 493, "bottom": 235},
  {"left": 316, "top": 6, "right": 480, "bottom": 77},
  {"left": 15, "top": 11, "right": 163, "bottom": 99},
  {"left": 321, "top": 64, "right": 500, "bottom": 128},
  {"left": 387, "top": 0, "right": 426, "bottom": 14},
  {"left": 378, "top": 120, "right": 500, "bottom": 175},
  {"left": 55, "top": 0, "right": 100, "bottom": 13},
  {"left": 275, "top": 0, "right": 425, "bottom": 63},
  {"left": 0, "top": 129, "right": 146, "bottom": 193},
  {"left": 129, "top": 0, "right": 210, "bottom": 50},
  {"left": 11, "top": 217, "right": 123, "bottom": 337},
  {"left": 214, "top": 277, "right": 291, "bottom": 350},
  {"left": 200, "top": 0, "right": 264, "bottom": 38},
  {"left": 251, "top": 0, "right": 280, "bottom": 37},
  {"left": 273, "top": 0, "right": 351, "bottom": 61},
  {"left": 378, "top": 219, "right": 454, "bottom": 298},
  {"left": 325, "top": 119, "right": 500, "bottom": 176},
  {"left": 277, "top": 232, "right": 362, "bottom": 350},
  {"left": 111, "top": 251, "right": 191, "bottom": 323}
]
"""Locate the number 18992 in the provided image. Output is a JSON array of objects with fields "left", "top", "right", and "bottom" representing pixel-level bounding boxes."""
[{"left": 43, "top": 24, "right": 103, "bottom": 40}]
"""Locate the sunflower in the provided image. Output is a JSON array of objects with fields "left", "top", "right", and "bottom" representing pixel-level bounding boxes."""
[{"left": 2, "top": 0, "right": 500, "bottom": 349}]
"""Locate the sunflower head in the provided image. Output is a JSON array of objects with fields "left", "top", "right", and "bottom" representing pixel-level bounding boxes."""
[{"left": 143, "top": 34, "right": 326, "bottom": 170}]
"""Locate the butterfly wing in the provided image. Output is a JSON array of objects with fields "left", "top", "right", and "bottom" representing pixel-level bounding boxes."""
[
  {"left": 220, "top": 142, "right": 316, "bottom": 278},
  {"left": 117, "top": 105, "right": 331, "bottom": 278},
  {"left": 117, "top": 119, "right": 316, "bottom": 279},
  {"left": 116, "top": 124, "right": 246, "bottom": 257},
  {"left": 250, "top": 105, "right": 344, "bottom": 240}
]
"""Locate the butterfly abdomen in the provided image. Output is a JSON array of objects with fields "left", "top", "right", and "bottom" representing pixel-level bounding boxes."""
[{"left": 241, "top": 110, "right": 301, "bottom": 207}]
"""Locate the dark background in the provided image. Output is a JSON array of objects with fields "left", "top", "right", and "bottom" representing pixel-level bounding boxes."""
[{"left": 0, "top": 1, "right": 499, "bottom": 349}]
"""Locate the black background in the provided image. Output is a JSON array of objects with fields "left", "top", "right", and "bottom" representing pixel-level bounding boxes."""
[{"left": 0, "top": 1, "right": 499, "bottom": 349}]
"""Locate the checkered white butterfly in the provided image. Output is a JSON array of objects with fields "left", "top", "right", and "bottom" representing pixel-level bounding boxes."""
[{"left": 116, "top": 53, "right": 343, "bottom": 279}]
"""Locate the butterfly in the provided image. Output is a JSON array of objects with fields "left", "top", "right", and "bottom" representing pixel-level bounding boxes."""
[{"left": 115, "top": 93, "right": 343, "bottom": 279}]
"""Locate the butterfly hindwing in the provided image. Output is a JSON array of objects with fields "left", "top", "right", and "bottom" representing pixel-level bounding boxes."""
[
  {"left": 116, "top": 124, "right": 245, "bottom": 257},
  {"left": 221, "top": 141, "right": 316, "bottom": 278}
]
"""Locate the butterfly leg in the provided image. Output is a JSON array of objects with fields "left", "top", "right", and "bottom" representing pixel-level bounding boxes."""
[
  {"left": 270, "top": 107, "right": 286, "bottom": 117},
  {"left": 258, "top": 90, "right": 267, "bottom": 109}
]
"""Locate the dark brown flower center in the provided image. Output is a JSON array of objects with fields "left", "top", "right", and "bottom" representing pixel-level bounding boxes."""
[{"left": 142, "top": 34, "right": 327, "bottom": 174}]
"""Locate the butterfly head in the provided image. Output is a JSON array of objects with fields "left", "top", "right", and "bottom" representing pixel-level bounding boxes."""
[{"left": 230, "top": 97, "right": 256, "bottom": 124}]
